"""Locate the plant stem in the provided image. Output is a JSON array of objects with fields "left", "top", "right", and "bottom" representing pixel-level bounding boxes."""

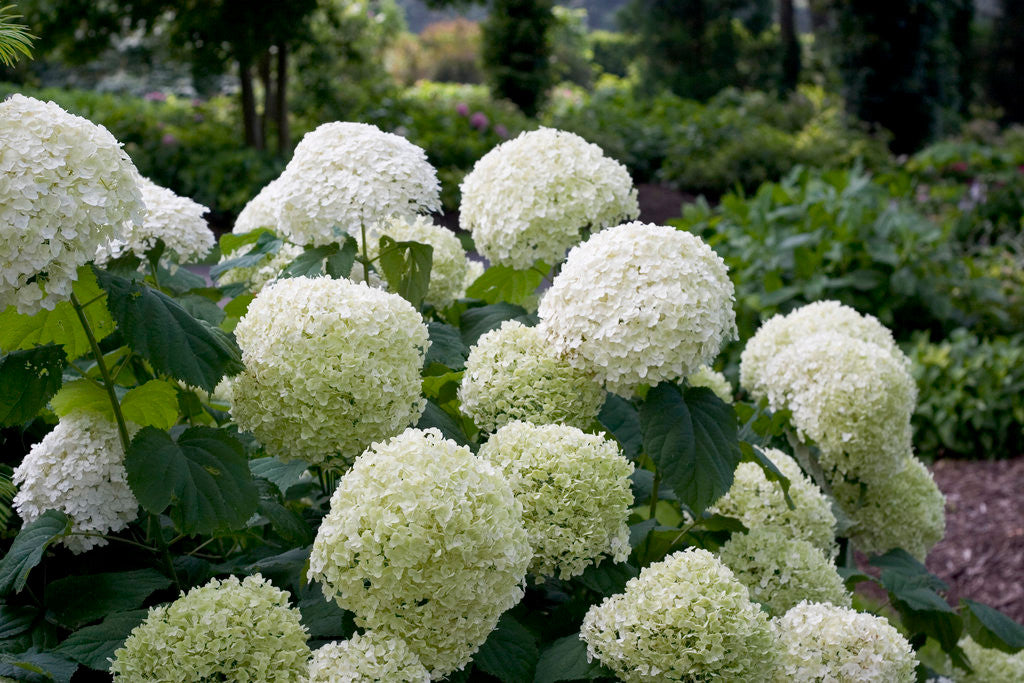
[
  {"left": 786, "top": 431, "right": 834, "bottom": 496},
  {"left": 648, "top": 471, "right": 660, "bottom": 520},
  {"left": 69, "top": 531, "right": 156, "bottom": 553},
  {"left": 359, "top": 223, "right": 371, "bottom": 285},
  {"left": 149, "top": 513, "right": 182, "bottom": 590},
  {"left": 148, "top": 255, "right": 162, "bottom": 292}
]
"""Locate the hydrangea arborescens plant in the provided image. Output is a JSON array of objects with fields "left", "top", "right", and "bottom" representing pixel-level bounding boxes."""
[
  {"left": 538, "top": 222, "right": 737, "bottom": 396},
  {"left": 954, "top": 635, "right": 1024, "bottom": 682},
  {"left": 230, "top": 276, "right": 429, "bottom": 467},
  {"left": 687, "top": 365, "right": 733, "bottom": 402},
  {"left": 110, "top": 574, "right": 310, "bottom": 681},
  {"left": 478, "top": 421, "right": 633, "bottom": 580},
  {"left": 215, "top": 238, "right": 304, "bottom": 294},
  {"left": 458, "top": 320, "right": 605, "bottom": 432},
  {"left": 459, "top": 127, "right": 639, "bottom": 269},
  {"left": 305, "top": 632, "right": 430, "bottom": 683},
  {"left": 0, "top": 94, "right": 143, "bottom": 314},
  {"left": 232, "top": 176, "right": 283, "bottom": 234},
  {"left": 307, "top": 428, "right": 531, "bottom": 678}
]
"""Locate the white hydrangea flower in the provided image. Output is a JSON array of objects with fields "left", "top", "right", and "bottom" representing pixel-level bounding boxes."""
[
  {"left": 954, "top": 635, "right": 1024, "bottom": 682},
  {"left": 460, "top": 259, "right": 486, "bottom": 298},
  {"left": 709, "top": 448, "right": 837, "bottom": 557},
  {"left": 364, "top": 215, "right": 468, "bottom": 307},
  {"left": 687, "top": 365, "right": 733, "bottom": 402},
  {"left": 740, "top": 301, "right": 903, "bottom": 402},
  {"left": 308, "top": 428, "right": 531, "bottom": 679},
  {"left": 538, "top": 222, "right": 737, "bottom": 396},
  {"left": 273, "top": 122, "right": 440, "bottom": 247},
  {"left": 761, "top": 331, "right": 917, "bottom": 482},
  {"left": 580, "top": 548, "right": 777, "bottom": 682},
  {"left": 832, "top": 454, "right": 945, "bottom": 561},
  {"left": 718, "top": 527, "right": 851, "bottom": 617},
  {"left": 0, "top": 94, "right": 143, "bottom": 314},
  {"left": 96, "top": 176, "right": 213, "bottom": 265},
  {"left": 460, "top": 128, "right": 639, "bottom": 269},
  {"left": 233, "top": 177, "right": 284, "bottom": 234},
  {"left": 111, "top": 574, "right": 310, "bottom": 681},
  {"left": 306, "top": 632, "right": 430, "bottom": 683},
  {"left": 459, "top": 321, "right": 605, "bottom": 432},
  {"left": 231, "top": 276, "right": 429, "bottom": 467},
  {"left": 13, "top": 411, "right": 138, "bottom": 554},
  {"left": 773, "top": 601, "right": 918, "bottom": 682},
  {"left": 478, "top": 421, "right": 633, "bottom": 580}
]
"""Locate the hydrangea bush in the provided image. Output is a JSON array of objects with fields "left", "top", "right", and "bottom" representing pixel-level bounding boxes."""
[{"left": 1, "top": 98, "right": 1021, "bottom": 683}]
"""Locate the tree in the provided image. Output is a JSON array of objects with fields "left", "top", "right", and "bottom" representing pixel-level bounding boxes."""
[
  {"left": 779, "top": 0, "right": 799, "bottom": 92},
  {"left": 985, "top": 0, "right": 1024, "bottom": 123},
  {"left": 0, "top": 4, "right": 34, "bottom": 66}
]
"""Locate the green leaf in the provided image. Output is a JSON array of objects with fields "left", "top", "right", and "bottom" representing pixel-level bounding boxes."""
[
  {"left": 0, "top": 605, "right": 37, "bottom": 640},
  {"left": 223, "top": 293, "right": 254, "bottom": 319},
  {"left": 54, "top": 610, "right": 147, "bottom": 671},
  {"left": 249, "top": 457, "right": 309, "bottom": 496},
  {"left": 218, "top": 227, "right": 277, "bottom": 256},
  {"left": 95, "top": 269, "right": 243, "bottom": 392},
  {"left": 0, "top": 345, "right": 67, "bottom": 426},
  {"left": 298, "top": 594, "right": 356, "bottom": 640},
  {"left": 533, "top": 634, "right": 608, "bottom": 683},
  {"left": 630, "top": 469, "right": 677, "bottom": 503},
  {"left": 459, "top": 303, "right": 538, "bottom": 347},
  {"left": 739, "top": 442, "right": 794, "bottom": 509},
  {"left": 598, "top": 395, "right": 641, "bottom": 460},
  {"left": 257, "top": 500, "right": 314, "bottom": 546},
  {"left": 49, "top": 379, "right": 109, "bottom": 419},
  {"left": 639, "top": 384, "right": 741, "bottom": 515},
  {"left": 473, "top": 614, "right": 538, "bottom": 683},
  {"left": 416, "top": 399, "right": 469, "bottom": 446},
  {"left": 124, "top": 426, "right": 258, "bottom": 535},
  {"left": 0, "top": 266, "right": 114, "bottom": 361},
  {"left": 0, "top": 649, "right": 77, "bottom": 682},
  {"left": 211, "top": 231, "right": 282, "bottom": 279},
  {"left": 120, "top": 380, "right": 180, "bottom": 430},
  {"left": 45, "top": 570, "right": 171, "bottom": 630},
  {"left": 178, "top": 294, "right": 226, "bottom": 326},
  {"left": 279, "top": 243, "right": 338, "bottom": 279},
  {"left": 0, "top": 510, "right": 71, "bottom": 594},
  {"left": 377, "top": 236, "right": 433, "bottom": 307},
  {"left": 465, "top": 263, "right": 545, "bottom": 307},
  {"left": 425, "top": 322, "right": 469, "bottom": 370},
  {"left": 961, "top": 599, "right": 1024, "bottom": 654},
  {"left": 575, "top": 562, "right": 638, "bottom": 596}
]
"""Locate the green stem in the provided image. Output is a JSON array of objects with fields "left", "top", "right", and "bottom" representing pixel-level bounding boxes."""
[
  {"left": 786, "top": 431, "right": 834, "bottom": 496},
  {"left": 149, "top": 513, "right": 182, "bottom": 590},
  {"left": 359, "top": 223, "right": 371, "bottom": 285},
  {"left": 648, "top": 471, "right": 660, "bottom": 520},
  {"left": 147, "top": 255, "right": 162, "bottom": 292},
  {"left": 68, "top": 531, "right": 156, "bottom": 553}
]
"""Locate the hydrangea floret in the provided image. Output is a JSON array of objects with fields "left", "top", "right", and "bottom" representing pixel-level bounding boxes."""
[
  {"left": 459, "top": 320, "right": 605, "bottom": 432},
  {"left": 478, "top": 421, "right": 633, "bottom": 579},
  {"left": 13, "top": 411, "right": 138, "bottom": 554},
  {"left": 230, "top": 276, "right": 429, "bottom": 467},
  {"left": 772, "top": 601, "right": 918, "bottom": 682},
  {"left": 110, "top": 574, "right": 310, "bottom": 681},
  {"left": 307, "top": 428, "right": 531, "bottom": 678},
  {"left": 580, "top": 548, "right": 776, "bottom": 682},
  {"left": 364, "top": 215, "right": 468, "bottom": 307},
  {"left": 718, "top": 527, "right": 851, "bottom": 617},
  {"left": 233, "top": 176, "right": 284, "bottom": 234},
  {"left": 459, "top": 127, "right": 639, "bottom": 269},
  {"left": 538, "top": 222, "right": 736, "bottom": 396},
  {"left": 305, "top": 632, "right": 430, "bottom": 683},
  {"left": 0, "top": 94, "right": 143, "bottom": 314},
  {"left": 687, "top": 365, "right": 733, "bottom": 402},
  {"left": 953, "top": 635, "right": 1024, "bottom": 682}
]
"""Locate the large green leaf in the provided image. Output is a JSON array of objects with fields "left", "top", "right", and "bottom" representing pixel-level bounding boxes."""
[
  {"left": 249, "top": 457, "right": 309, "bottom": 496},
  {"left": 279, "top": 239, "right": 357, "bottom": 280},
  {"left": 211, "top": 231, "right": 282, "bottom": 279},
  {"left": 0, "top": 605, "right": 37, "bottom": 640},
  {"left": 598, "top": 394, "right": 641, "bottom": 460},
  {"left": 465, "top": 263, "right": 546, "bottom": 307},
  {"left": 0, "top": 345, "right": 67, "bottom": 426},
  {"left": 298, "top": 591, "right": 356, "bottom": 640},
  {"left": 95, "top": 269, "right": 243, "bottom": 392},
  {"left": 124, "top": 426, "right": 258, "bottom": 535},
  {"left": 739, "top": 442, "right": 793, "bottom": 508},
  {"left": 533, "top": 634, "right": 609, "bottom": 683},
  {"left": 473, "top": 614, "right": 538, "bottom": 683},
  {"left": 120, "top": 380, "right": 180, "bottom": 430},
  {"left": 49, "top": 379, "right": 109, "bottom": 419},
  {"left": 575, "top": 562, "right": 638, "bottom": 597},
  {"left": 0, "top": 510, "right": 71, "bottom": 594},
  {"left": 416, "top": 399, "right": 469, "bottom": 446},
  {"left": 377, "top": 236, "right": 433, "bottom": 307},
  {"left": 425, "top": 322, "right": 469, "bottom": 370},
  {"left": 54, "top": 610, "right": 148, "bottom": 671},
  {"left": 459, "top": 303, "right": 538, "bottom": 347},
  {"left": 639, "top": 384, "right": 741, "bottom": 515},
  {"left": 961, "top": 599, "right": 1024, "bottom": 654},
  {"left": 0, "top": 649, "right": 77, "bottom": 682},
  {"left": 45, "top": 570, "right": 171, "bottom": 629}
]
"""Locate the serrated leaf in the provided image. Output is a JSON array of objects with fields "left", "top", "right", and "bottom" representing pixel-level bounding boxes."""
[
  {"left": 0, "top": 345, "right": 67, "bottom": 426},
  {"left": 95, "top": 269, "right": 243, "bottom": 392},
  {"left": 961, "top": 599, "right": 1024, "bottom": 654},
  {"left": 124, "top": 426, "right": 258, "bottom": 535},
  {"left": 465, "top": 263, "right": 546, "bottom": 307},
  {"left": 474, "top": 614, "right": 538, "bottom": 683},
  {"left": 459, "top": 303, "right": 538, "bottom": 347},
  {"left": 575, "top": 562, "right": 638, "bottom": 596},
  {"left": 298, "top": 594, "right": 356, "bottom": 640},
  {"left": 49, "top": 379, "right": 110, "bottom": 419},
  {"left": 598, "top": 394, "right": 641, "bottom": 459},
  {"left": 0, "top": 649, "right": 77, "bottom": 682},
  {"left": 416, "top": 399, "right": 469, "bottom": 446},
  {"left": 223, "top": 293, "right": 254, "bottom": 319},
  {"left": 54, "top": 610, "right": 147, "bottom": 671},
  {"left": 178, "top": 294, "right": 225, "bottom": 326},
  {"left": 377, "top": 236, "right": 433, "bottom": 307},
  {"left": 533, "top": 634, "right": 609, "bottom": 683},
  {"left": 0, "top": 605, "right": 37, "bottom": 640},
  {"left": 629, "top": 469, "right": 678, "bottom": 503},
  {"left": 218, "top": 227, "right": 277, "bottom": 256},
  {"left": 45, "top": 570, "right": 171, "bottom": 630},
  {"left": 211, "top": 231, "right": 282, "bottom": 279},
  {"left": 257, "top": 500, "right": 314, "bottom": 546},
  {"left": 249, "top": 457, "right": 309, "bottom": 496},
  {"left": 0, "top": 510, "right": 71, "bottom": 594},
  {"left": 120, "top": 380, "right": 180, "bottom": 430},
  {"left": 425, "top": 322, "right": 468, "bottom": 369}
]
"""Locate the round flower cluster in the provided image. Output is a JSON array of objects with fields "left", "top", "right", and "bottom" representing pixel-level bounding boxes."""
[
  {"left": 364, "top": 215, "right": 468, "bottom": 308},
  {"left": 538, "top": 223, "right": 736, "bottom": 396},
  {"left": 305, "top": 632, "right": 429, "bottom": 683},
  {"left": 459, "top": 128, "right": 639, "bottom": 269},
  {"left": 772, "top": 601, "right": 918, "bottom": 682},
  {"left": 954, "top": 635, "right": 1024, "bottom": 682},
  {"left": 478, "top": 421, "right": 633, "bottom": 580},
  {"left": 709, "top": 448, "right": 837, "bottom": 557},
  {"left": 96, "top": 176, "right": 213, "bottom": 265},
  {"left": 832, "top": 455, "right": 946, "bottom": 560},
  {"left": 308, "top": 428, "right": 531, "bottom": 678},
  {"left": 110, "top": 574, "right": 310, "bottom": 681},
  {"left": 216, "top": 239, "right": 305, "bottom": 294},
  {"left": 274, "top": 122, "right": 440, "bottom": 246},
  {"left": 0, "top": 94, "right": 143, "bottom": 314},
  {"left": 233, "top": 177, "right": 283, "bottom": 234},
  {"left": 459, "top": 320, "right": 605, "bottom": 432},
  {"left": 231, "top": 276, "right": 429, "bottom": 467},
  {"left": 580, "top": 548, "right": 776, "bottom": 682},
  {"left": 718, "top": 528, "right": 851, "bottom": 617},
  {"left": 13, "top": 411, "right": 138, "bottom": 554},
  {"left": 687, "top": 365, "right": 733, "bottom": 402}
]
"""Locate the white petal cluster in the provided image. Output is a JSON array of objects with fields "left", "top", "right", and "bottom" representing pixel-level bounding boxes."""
[
  {"left": 365, "top": 215, "right": 468, "bottom": 307},
  {"left": 13, "top": 411, "right": 138, "bottom": 554},
  {"left": 459, "top": 128, "right": 639, "bottom": 269},
  {"left": 832, "top": 454, "right": 946, "bottom": 560},
  {"left": 306, "top": 632, "right": 430, "bottom": 683},
  {"left": 687, "top": 365, "right": 733, "bottom": 402},
  {"left": 233, "top": 177, "right": 284, "bottom": 234},
  {"left": 538, "top": 223, "right": 736, "bottom": 396},
  {"left": 97, "top": 176, "right": 213, "bottom": 265},
  {"left": 217, "top": 240, "right": 305, "bottom": 294},
  {"left": 772, "top": 601, "right": 918, "bottom": 682},
  {"left": 308, "top": 428, "right": 531, "bottom": 679},
  {"left": 459, "top": 321, "right": 605, "bottom": 432},
  {"left": 580, "top": 548, "right": 776, "bottom": 682},
  {"left": 111, "top": 574, "right": 310, "bottom": 681},
  {"left": 231, "top": 276, "right": 429, "bottom": 467},
  {"left": 0, "top": 94, "right": 143, "bottom": 314},
  {"left": 478, "top": 421, "right": 633, "bottom": 580},
  {"left": 710, "top": 448, "right": 837, "bottom": 556},
  {"left": 718, "top": 527, "right": 851, "bottom": 617},
  {"left": 273, "top": 122, "right": 440, "bottom": 246},
  {"left": 954, "top": 635, "right": 1024, "bottom": 682}
]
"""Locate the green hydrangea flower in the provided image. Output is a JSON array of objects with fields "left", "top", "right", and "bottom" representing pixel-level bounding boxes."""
[
  {"left": 954, "top": 635, "right": 1024, "bottom": 682},
  {"left": 306, "top": 632, "right": 429, "bottom": 683},
  {"left": 687, "top": 365, "right": 733, "bottom": 402}
]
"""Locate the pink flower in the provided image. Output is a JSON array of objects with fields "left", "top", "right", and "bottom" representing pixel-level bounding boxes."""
[
  {"left": 470, "top": 112, "right": 489, "bottom": 131},
  {"left": 161, "top": 133, "right": 178, "bottom": 146},
  {"left": 494, "top": 124, "right": 509, "bottom": 139},
  {"left": 948, "top": 161, "right": 968, "bottom": 173},
  {"left": 144, "top": 91, "right": 166, "bottom": 102},
  {"left": 455, "top": 102, "right": 469, "bottom": 117}
]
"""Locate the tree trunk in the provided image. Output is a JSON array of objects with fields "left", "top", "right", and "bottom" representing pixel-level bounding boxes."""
[
  {"left": 238, "top": 58, "right": 263, "bottom": 150},
  {"left": 275, "top": 44, "right": 290, "bottom": 156},
  {"left": 780, "top": 0, "right": 800, "bottom": 92}
]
